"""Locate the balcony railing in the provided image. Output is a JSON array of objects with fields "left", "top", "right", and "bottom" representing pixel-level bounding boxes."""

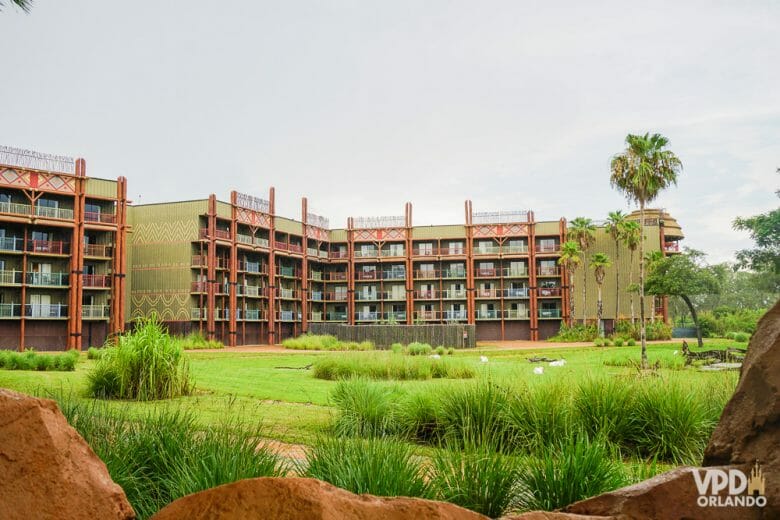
[
  {"left": 242, "top": 309, "right": 266, "bottom": 321},
  {"left": 355, "top": 311, "right": 380, "bottom": 321},
  {"left": 329, "top": 250, "right": 348, "bottom": 259},
  {"left": 664, "top": 242, "right": 680, "bottom": 252},
  {"left": 505, "top": 244, "right": 529, "bottom": 254},
  {"left": 309, "top": 312, "right": 323, "bottom": 322},
  {"left": 254, "top": 237, "right": 270, "bottom": 248},
  {"left": 277, "top": 311, "right": 298, "bottom": 321},
  {"left": 384, "top": 311, "right": 407, "bottom": 321},
  {"left": 324, "top": 272, "right": 347, "bottom": 281},
  {"left": 539, "top": 308, "right": 562, "bottom": 318},
  {"left": 0, "top": 201, "right": 32, "bottom": 216},
  {"left": 442, "top": 269, "right": 466, "bottom": 279},
  {"left": 505, "top": 269, "right": 529, "bottom": 278},
  {"left": 83, "top": 274, "right": 111, "bottom": 288},
  {"left": 82, "top": 305, "right": 110, "bottom": 319},
  {"left": 277, "top": 266, "right": 299, "bottom": 277},
  {"left": 475, "top": 245, "right": 501, "bottom": 255},
  {"left": 537, "top": 267, "right": 561, "bottom": 276},
  {"left": 0, "top": 236, "right": 23, "bottom": 252},
  {"left": 191, "top": 308, "right": 206, "bottom": 320},
  {"left": 278, "top": 288, "right": 297, "bottom": 299},
  {"left": 325, "top": 292, "right": 348, "bottom": 301},
  {"left": 0, "top": 303, "right": 22, "bottom": 317},
  {"left": 380, "top": 248, "right": 405, "bottom": 257},
  {"left": 476, "top": 309, "right": 501, "bottom": 319},
  {"left": 414, "top": 310, "right": 440, "bottom": 321},
  {"left": 0, "top": 270, "right": 22, "bottom": 285},
  {"left": 506, "top": 308, "right": 530, "bottom": 319},
  {"left": 382, "top": 270, "right": 406, "bottom": 280},
  {"left": 27, "top": 240, "right": 69, "bottom": 255},
  {"left": 191, "top": 255, "right": 208, "bottom": 267},
  {"left": 310, "top": 291, "right": 324, "bottom": 301},
  {"left": 84, "top": 244, "right": 112, "bottom": 257},
  {"left": 384, "top": 292, "right": 406, "bottom": 301},
  {"left": 26, "top": 272, "right": 69, "bottom": 286},
  {"left": 415, "top": 290, "right": 438, "bottom": 299},
  {"left": 538, "top": 287, "right": 562, "bottom": 297},
  {"left": 26, "top": 303, "right": 68, "bottom": 318},
  {"left": 191, "top": 281, "right": 208, "bottom": 293},
  {"left": 355, "top": 271, "right": 379, "bottom": 280},
  {"left": 238, "top": 285, "right": 265, "bottom": 297},
  {"left": 34, "top": 206, "right": 74, "bottom": 220},
  {"left": 505, "top": 288, "right": 530, "bottom": 298},
  {"left": 216, "top": 257, "right": 229, "bottom": 269},
  {"left": 441, "top": 290, "right": 467, "bottom": 299},
  {"left": 536, "top": 243, "right": 561, "bottom": 253},
  {"left": 443, "top": 310, "right": 468, "bottom": 320},
  {"left": 239, "top": 261, "right": 264, "bottom": 274},
  {"left": 476, "top": 268, "right": 500, "bottom": 277},
  {"left": 84, "top": 211, "right": 117, "bottom": 224},
  {"left": 288, "top": 243, "right": 303, "bottom": 254},
  {"left": 236, "top": 234, "right": 253, "bottom": 245},
  {"left": 414, "top": 270, "right": 439, "bottom": 279},
  {"left": 354, "top": 249, "right": 379, "bottom": 258},
  {"left": 310, "top": 271, "right": 323, "bottom": 281},
  {"left": 355, "top": 292, "right": 380, "bottom": 301},
  {"left": 325, "top": 312, "right": 348, "bottom": 321},
  {"left": 476, "top": 289, "right": 501, "bottom": 298}
]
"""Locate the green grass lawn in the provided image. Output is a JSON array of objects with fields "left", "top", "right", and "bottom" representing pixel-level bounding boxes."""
[{"left": 0, "top": 339, "right": 741, "bottom": 445}]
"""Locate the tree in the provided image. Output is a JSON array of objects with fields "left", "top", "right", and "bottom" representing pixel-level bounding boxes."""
[
  {"left": 621, "top": 220, "right": 641, "bottom": 323},
  {"left": 733, "top": 173, "right": 780, "bottom": 278},
  {"left": 644, "top": 250, "right": 665, "bottom": 322},
  {"left": 568, "top": 217, "right": 596, "bottom": 323},
  {"left": 558, "top": 240, "right": 583, "bottom": 326},
  {"left": 610, "top": 132, "right": 682, "bottom": 368},
  {"left": 645, "top": 249, "right": 720, "bottom": 348},
  {"left": 0, "top": 0, "right": 32, "bottom": 12},
  {"left": 590, "top": 253, "right": 612, "bottom": 336},
  {"left": 605, "top": 211, "right": 628, "bottom": 322}
]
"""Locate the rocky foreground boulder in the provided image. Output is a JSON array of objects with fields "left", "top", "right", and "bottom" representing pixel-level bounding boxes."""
[
  {"left": 150, "top": 477, "right": 486, "bottom": 520},
  {"left": 0, "top": 388, "right": 135, "bottom": 520}
]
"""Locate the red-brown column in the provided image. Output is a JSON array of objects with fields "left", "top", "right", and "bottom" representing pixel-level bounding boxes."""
[
  {"left": 301, "top": 198, "right": 309, "bottom": 334},
  {"left": 529, "top": 213, "right": 538, "bottom": 341},
  {"left": 229, "top": 192, "right": 238, "bottom": 346},
  {"left": 206, "top": 195, "right": 217, "bottom": 341},
  {"left": 267, "top": 187, "right": 276, "bottom": 344}
]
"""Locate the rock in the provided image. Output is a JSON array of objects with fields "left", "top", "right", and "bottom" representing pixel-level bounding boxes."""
[
  {"left": 0, "top": 388, "right": 135, "bottom": 520},
  {"left": 503, "top": 512, "right": 612, "bottom": 519},
  {"left": 151, "top": 477, "right": 486, "bottom": 520}
]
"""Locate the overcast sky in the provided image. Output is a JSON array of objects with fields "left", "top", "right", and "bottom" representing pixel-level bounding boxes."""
[{"left": 1, "top": 1, "right": 777, "bottom": 263}]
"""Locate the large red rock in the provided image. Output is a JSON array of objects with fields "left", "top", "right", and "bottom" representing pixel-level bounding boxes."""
[
  {"left": 151, "top": 477, "right": 486, "bottom": 520},
  {"left": 0, "top": 388, "right": 135, "bottom": 520}
]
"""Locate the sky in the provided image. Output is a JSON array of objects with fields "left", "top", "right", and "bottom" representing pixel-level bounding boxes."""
[{"left": 1, "top": 0, "right": 777, "bottom": 263}]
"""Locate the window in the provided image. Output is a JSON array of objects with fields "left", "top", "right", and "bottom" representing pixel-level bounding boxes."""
[
  {"left": 417, "top": 242, "right": 433, "bottom": 255},
  {"left": 85, "top": 203, "right": 101, "bottom": 215},
  {"left": 448, "top": 242, "right": 464, "bottom": 255},
  {"left": 38, "top": 199, "right": 58, "bottom": 209},
  {"left": 32, "top": 231, "right": 50, "bottom": 242},
  {"left": 0, "top": 193, "right": 10, "bottom": 203},
  {"left": 360, "top": 244, "right": 376, "bottom": 256},
  {"left": 388, "top": 243, "right": 404, "bottom": 256},
  {"left": 538, "top": 238, "right": 558, "bottom": 252}
]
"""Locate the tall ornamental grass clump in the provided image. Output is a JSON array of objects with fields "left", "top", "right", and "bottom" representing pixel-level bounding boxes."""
[
  {"left": 173, "top": 332, "right": 224, "bottom": 349},
  {"left": 56, "top": 395, "right": 286, "bottom": 520},
  {"left": 0, "top": 349, "right": 79, "bottom": 371},
  {"left": 87, "top": 317, "right": 192, "bottom": 400},
  {"left": 330, "top": 378, "right": 400, "bottom": 437},
  {"left": 283, "top": 334, "right": 373, "bottom": 351},
  {"left": 313, "top": 352, "right": 475, "bottom": 381},
  {"left": 302, "top": 436, "right": 432, "bottom": 499}
]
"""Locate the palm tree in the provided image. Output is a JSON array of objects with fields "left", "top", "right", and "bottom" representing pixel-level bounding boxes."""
[
  {"left": 621, "top": 220, "right": 641, "bottom": 324},
  {"left": 0, "top": 0, "right": 32, "bottom": 11},
  {"left": 605, "top": 210, "right": 627, "bottom": 323},
  {"left": 568, "top": 217, "right": 596, "bottom": 323},
  {"left": 557, "top": 240, "right": 582, "bottom": 326},
  {"left": 610, "top": 132, "right": 682, "bottom": 368},
  {"left": 590, "top": 253, "right": 612, "bottom": 336}
]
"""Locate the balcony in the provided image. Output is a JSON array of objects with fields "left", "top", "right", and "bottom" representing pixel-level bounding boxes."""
[
  {"left": 191, "top": 255, "right": 208, "bottom": 267},
  {"left": 278, "top": 288, "right": 298, "bottom": 299},
  {"left": 239, "top": 260, "right": 264, "bottom": 274},
  {"left": 236, "top": 234, "right": 253, "bottom": 245},
  {"left": 384, "top": 311, "right": 407, "bottom": 321},
  {"left": 0, "top": 303, "right": 22, "bottom": 318},
  {"left": 84, "top": 211, "right": 117, "bottom": 224},
  {"left": 536, "top": 243, "right": 561, "bottom": 254},
  {"left": 238, "top": 285, "right": 264, "bottom": 297},
  {"left": 505, "top": 288, "right": 530, "bottom": 298},
  {"left": 474, "top": 245, "right": 501, "bottom": 255},
  {"left": 539, "top": 308, "right": 562, "bottom": 319},
  {"left": 355, "top": 292, "right": 380, "bottom": 301},
  {"left": 538, "top": 287, "right": 562, "bottom": 297},
  {"left": 325, "top": 312, "right": 348, "bottom": 321},
  {"left": 412, "top": 248, "right": 437, "bottom": 257},
  {"left": 26, "top": 303, "right": 68, "bottom": 318},
  {"left": 0, "top": 201, "right": 32, "bottom": 216},
  {"left": 476, "top": 309, "right": 501, "bottom": 320},
  {"left": 505, "top": 268, "right": 529, "bottom": 278},
  {"left": 414, "top": 270, "right": 439, "bottom": 280},
  {"left": 441, "top": 290, "right": 467, "bottom": 299},
  {"left": 505, "top": 308, "right": 530, "bottom": 319},
  {"left": 664, "top": 242, "right": 680, "bottom": 252},
  {"left": 0, "top": 236, "right": 23, "bottom": 252},
  {"left": 354, "top": 249, "right": 379, "bottom": 258},
  {"left": 537, "top": 266, "right": 561, "bottom": 277},
  {"left": 288, "top": 243, "right": 303, "bottom": 254},
  {"left": 0, "top": 270, "right": 22, "bottom": 285},
  {"left": 254, "top": 237, "right": 270, "bottom": 248},
  {"left": 84, "top": 244, "right": 112, "bottom": 257},
  {"left": 441, "top": 269, "right": 466, "bottom": 279},
  {"left": 324, "top": 272, "right": 347, "bottom": 281},
  {"left": 475, "top": 268, "right": 500, "bottom": 278},
  {"left": 199, "top": 228, "right": 232, "bottom": 241},
  {"left": 325, "top": 292, "right": 348, "bottom": 301},
  {"left": 310, "top": 271, "right": 323, "bottom": 281},
  {"left": 191, "top": 308, "right": 206, "bottom": 320},
  {"left": 382, "top": 270, "right": 406, "bottom": 280},
  {"left": 277, "top": 266, "right": 299, "bottom": 278},
  {"left": 83, "top": 274, "right": 111, "bottom": 288},
  {"left": 309, "top": 312, "right": 323, "bottom": 322},
  {"left": 355, "top": 271, "right": 379, "bottom": 281},
  {"left": 243, "top": 309, "right": 266, "bottom": 321},
  {"left": 310, "top": 291, "right": 324, "bottom": 301},
  {"left": 443, "top": 310, "right": 468, "bottom": 320},
  {"left": 216, "top": 257, "right": 229, "bottom": 269},
  {"left": 27, "top": 240, "right": 69, "bottom": 255},
  {"left": 505, "top": 244, "right": 529, "bottom": 254},
  {"left": 476, "top": 289, "right": 501, "bottom": 299},
  {"left": 277, "top": 310, "right": 299, "bottom": 322},
  {"left": 380, "top": 248, "right": 405, "bottom": 257},
  {"left": 35, "top": 205, "right": 74, "bottom": 220},
  {"left": 329, "top": 250, "right": 348, "bottom": 259},
  {"left": 82, "top": 305, "right": 110, "bottom": 319},
  {"left": 414, "top": 310, "right": 440, "bottom": 321},
  {"left": 191, "top": 281, "right": 208, "bottom": 293},
  {"left": 355, "top": 311, "right": 380, "bottom": 321},
  {"left": 26, "top": 272, "right": 69, "bottom": 287},
  {"left": 415, "top": 290, "right": 438, "bottom": 300}
]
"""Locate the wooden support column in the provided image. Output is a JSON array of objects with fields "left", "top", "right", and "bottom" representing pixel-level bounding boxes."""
[
  {"left": 267, "top": 187, "right": 277, "bottom": 344},
  {"left": 560, "top": 217, "right": 571, "bottom": 326},
  {"left": 347, "top": 218, "right": 355, "bottom": 325},
  {"left": 229, "top": 191, "right": 238, "bottom": 346},
  {"left": 529, "top": 212, "right": 538, "bottom": 341},
  {"left": 405, "top": 203, "right": 413, "bottom": 325},
  {"left": 206, "top": 195, "right": 217, "bottom": 341},
  {"left": 465, "top": 201, "right": 476, "bottom": 326},
  {"left": 72, "top": 158, "right": 86, "bottom": 350},
  {"left": 19, "top": 227, "right": 28, "bottom": 352},
  {"left": 116, "top": 176, "right": 128, "bottom": 335},
  {"left": 301, "top": 198, "right": 309, "bottom": 334}
]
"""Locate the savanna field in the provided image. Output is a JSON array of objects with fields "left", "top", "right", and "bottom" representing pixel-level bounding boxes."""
[{"left": 0, "top": 330, "right": 743, "bottom": 519}]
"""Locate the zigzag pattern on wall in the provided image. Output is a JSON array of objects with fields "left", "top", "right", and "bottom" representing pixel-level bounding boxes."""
[
  {"left": 130, "top": 221, "right": 198, "bottom": 244},
  {"left": 131, "top": 264, "right": 189, "bottom": 270},
  {"left": 130, "top": 293, "right": 191, "bottom": 321}
]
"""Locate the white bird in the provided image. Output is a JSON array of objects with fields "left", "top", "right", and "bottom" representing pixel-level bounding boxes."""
[
  {"left": 549, "top": 359, "right": 566, "bottom": 367},
  {"left": 534, "top": 366, "right": 544, "bottom": 375},
  {"left": 480, "top": 356, "right": 488, "bottom": 363},
  {"left": 673, "top": 350, "right": 679, "bottom": 355},
  {"left": 430, "top": 354, "right": 441, "bottom": 359}
]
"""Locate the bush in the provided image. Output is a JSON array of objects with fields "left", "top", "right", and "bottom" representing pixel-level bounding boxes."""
[
  {"left": 438, "top": 382, "right": 510, "bottom": 448},
  {"left": 87, "top": 347, "right": 104, "bottom": 360},
  {"left": 645, "top": 321, "right": 672, "bottom": 341},
  {"left": 626, "top": 338, "right": 636, "bottom": 346},
  {"left": 447, "top": 347, "right": 455, "bottom": 356},
  {"left": 390, "top": 342, "right": 404, "bottom": 354},
  {"left": 593, "top": 338, "right": 605, "bottom": 347},
  {"left": 435, "top": 346, "right": 446, "bottom": 356},
  {"left": 330, "top": 378, "right": 400, "bottom": 437},
  {"left": 407, "top": 342, "right": 433, "bottom": 356},
  {"left": 302, "top": 436, "right": 432, "bottom": 499},
  {"left": 57, "top": 396, "right": 285, "bottom": 520},
  {"left": 518, "top": 434, "right": 628, "bottom": 511},
  {"left": 174, "top": 332, "right": 224, "bottom": 350},
  {"left": 0, "top": 349, "right": 78, "bottom": 372},
  {"left": 87, "top": 317, "right": 192, "bottom": 401},
  {"left": 613, "top": 338, "right": 624, "bottom": 347},
  {"left": 282, "top": 334, "right": 372, "bottom": 351},
  {"left": 574, "top": 378, "right": 637, "bottom": 447},
  {"left": 313, "top": 352, "right": 475, "bottom": 381},
  {"left": 548, "top": 323, "right": 598, "bottom": 342},
  {"left": 732, "top": 332, "right": 750, "bottom": 342},
  {"left": 505, "top": 382, "right": 573, "bottom": 450}
]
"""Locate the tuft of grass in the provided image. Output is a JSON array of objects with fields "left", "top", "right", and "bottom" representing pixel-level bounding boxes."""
[
  {"left": 407, "top": 342, "right": 433, "bottom": 356},
  {"left": 518, "top": 434, "right": 628, "bottom": 512},
  {"left": 174, "top": 332, "right": 224, "bottom": 350},
  {"left": 0, "top": 349, "right": 78, "bottom": 372},
  {"left": 505, "top": 382, "right": 573, "bottom": 451},
  {"left": 438, "top": 381, "right": 510, "bottom": 448},
  {"left": 330, "top": 378, "right": 400, "bottom": 437},
  {"left": 390, "top": 342, "right": 404, "bottom": 354},
  {"left": 87, "top": 317, "right": 192, "bottom": 401},
  {"left": 574, "top": 377, "right": 637, "bottom": 448},
  {"left": 313, "top": 352, "right": 475, "bottom": 381},
  {"left": 87, "top": 347, "right": 105, "bottom": 360},
  {"left": 302, "top": 436, "right": 432, "bottom": 499},
  {"left": 435, "top": 346, "right": 446, "bottom": 356},
  {"left": 283, "top": 334, "right": 373, "bottom": 351}
]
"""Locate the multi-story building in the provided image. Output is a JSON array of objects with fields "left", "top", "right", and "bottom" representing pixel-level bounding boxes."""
[
  {"left": 126, "top": 189, "right": 684, "bottom": 345},
  {"left": 0, "top": 146, "right": 128, "bottom": 350}
]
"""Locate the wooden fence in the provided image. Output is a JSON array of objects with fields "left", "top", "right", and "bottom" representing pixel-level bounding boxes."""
[{"left": 308, "top": 323, "right": 477, "bottom": 349}]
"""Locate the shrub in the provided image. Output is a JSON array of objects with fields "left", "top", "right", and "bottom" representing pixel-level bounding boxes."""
[
  {"left": 574, "top": 378, "right": 637, "bottom": 447},
  {"left": 593, "top": 338, "right": 604, "bottom": 347},
  {"left": 548, "top": 323, "right": 598, "bottom": 342},
  {"left": 626, "top": 338, "right": 636, "bottom": 346},
  {"left": 518, "top": 434, "right": 628, "bottom": 511},
  {"left": 613, "top": 338, "right": 624, "bottom": 347},
  {"left": 302, "top": 436, "right": 432, "bottom": 499},
  {"left": 431, "top": 441, "right": 522, "bottom": 517},
  {"left": 438, "top": 382, "right": 510, "bottom": 448},
  {"left": 282, "top": 334, "right": 372, "bottom": 351},
  {"left": 313, "top": 352, "right": 475, "bottom": 381},
  {"left": 87, "top": 317, "right": 192, "bottom": 401},
  {"left": 435, "top": 346, "right": 446, "bottom": 356},
  {"left": 0, "top": 349, "right": 78, "bottom": 372},
  {"left": 174, "top": 332, "right": 224, "bottom": 350},
  {"left": 505, "top": 382, "right": 573, "bottom": 450},
  {"left": 330, "top": 378, "right": 400, "bottom": 437},
  {"left": 390, "top": 342, "right": 404, "bottom": 354},
  {"left": 396, "top": 391, "right": 443, "bottom": 443},
  {"left": 407, "top": 342, "right": 433, "bottom": 356},
  {"left": 732, "top": 332, "right": 750, "bottom": 342},
  {"left": 447, "top": 347, "right": 455, "bottom": 356},
  {"left": 645, "top": 321, "right": 672, "bottom": 341},
  {"left": 57, "top": 396, "right": 285, "bottom": 520},
  {"left": 87, "top": 347, "right": 104, "bottom": 360}
]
